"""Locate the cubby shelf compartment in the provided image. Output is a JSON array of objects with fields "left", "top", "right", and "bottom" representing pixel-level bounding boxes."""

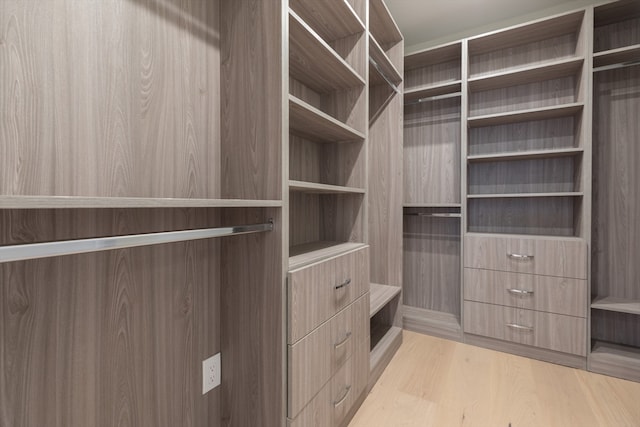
[
  {"left": 289, "top": 180, "right": 365, "bottom": 194},
  {"left": 468, "top": 57, "right": 584, "bottom": 92},
  {"left": 592, "top": 297, "right": 640, "bottom": 316},
  {"left": 289, "top": 95, "right": 365, "bottom": 143},
  {"left": 590, "top": 341, "right": 640, "bottom": 383},
  {"left": 404, "top": 81, "right": 462, "bottom": 103},
  {"left": 593, "top": 45, "right": 640, "bottom": 68},
  {"left": 467, "top": 103, "right": 584, "bottom": 128},
  {"left": 289, "top": 0, "right": 364, "bottom": 43},
  {"left": 289, "top": 10, "right": 365, "bottom": 93},
  {"left": 370, "top": 283, "right": 401, "bottom": 318},
  {"left": 370, "top": 325, "right": 402, "bottom": 373},
  {"left": 467, "top": 148, "right": 584, "bottom": 162},
  {"left": 289, "top": 241, "right": 367, "bottom": 269},
  {"left": 369, "top": 34, "right": 402, "bottom": 87},
  {"left": 467, "top": 192, "right": 584, "bottom": 199},
  {"left": 0, "top": 196, "right": 284, "bottom": 209},
  {"left": 369, "top": 0, "right": 403, "bottom": 47}
]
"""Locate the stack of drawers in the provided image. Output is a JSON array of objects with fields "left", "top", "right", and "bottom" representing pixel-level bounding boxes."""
[
  {"left": 287, "top": 246, "right": 370, "bottom": 426},
  {"left": 463, "top": 235, "right": 588, "bottom": 356}
]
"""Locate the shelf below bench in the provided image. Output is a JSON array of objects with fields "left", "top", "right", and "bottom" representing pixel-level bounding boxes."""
[{"left": 369, "top": 325, "right": 402, "bottom": 389}]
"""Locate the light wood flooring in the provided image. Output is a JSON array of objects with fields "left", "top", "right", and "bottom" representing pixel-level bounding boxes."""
[{"left": 350, "top": 331, "right": 640, "bottom": 427}]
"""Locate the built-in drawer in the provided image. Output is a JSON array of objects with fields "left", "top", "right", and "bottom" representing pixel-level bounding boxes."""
[
  {"left": 463, "top": 301, "right": 587, "bottom": 356},
  {"left": 288, "top": 341, "right": 369, "bottom": 427},
  {"left": 464, "top": 234, "right": 587, "bottom": 279},
  {"left": 288, "top": 246, "right": 369, "bottom": 343},
  {"left": 288, "top": 293, "right": 369, "bottom": 418},
  {"left": 464, "top": 268, "right": 588, "bottom": 317}
]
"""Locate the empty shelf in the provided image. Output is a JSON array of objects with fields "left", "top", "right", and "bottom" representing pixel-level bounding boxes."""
[
  {"left": 593, "top": 44, "right": 640, "bottom": 68},
  {"left": 289, "top": 241, "right": 367, "bottom": 269},
  {"left": 404, "top": 42, "right": 461, "bottom": 71},
  {"left": 590, "top": 341, "right": 640, "bottom": 382},
  {"left": 289, "top": 95, "right": 364, "bottom": 143},
  {"left": 468, "top": 103, "right": 584, "bottom": 128},
  {"left": 370, "top": 283, "right": 401, "bottom": 317},
  {"left": 467, "top": 147, "right": 584, "bottom": 162},
  {"left": 0, "top": 196, "right": 283, "bottom": 209},
  {"left": 289, "top": 0, "right": 364, "bottom": 42},
  {"left": 289, "top": 10, "right": 365, "bottom": 93},
  {"left": 289, "top": 180, "right": 365, "bottom": 194},
  {"left": 369, "top": 0, "right": 403, "bottom": 46},
  {"left": 592, "top": 297, "right": 640, "bottom": 315},
  {"left": 369, "top": 34, "right": 402, "bottom": 87},
  {"left": 404, "top": 80, "right": 462, "bottom": 103},
  {"left": 370, "top": 325, "right": 402, "bottom": 368},
  {"left": 403, "top": 203, "right": 461, "bottom": 208},
  {"left": 468, "top": 57, "right": 584, "bottom": 92},
  {"left": 468, "top": 192, "right": 583, "bottom": 199}
]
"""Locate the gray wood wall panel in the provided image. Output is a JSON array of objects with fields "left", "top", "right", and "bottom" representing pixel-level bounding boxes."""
[
  {"left": 404, "top": 60, "right": 461, "bottom": 89},
  {"left": 594, "top": 16, "right": 640, "bottom": 52}
]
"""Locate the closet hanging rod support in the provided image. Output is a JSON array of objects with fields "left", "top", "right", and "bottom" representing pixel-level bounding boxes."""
[
  {"left": 369, "top": 57, "right": 401, "bottom": 94},
  {"left": 0, "top": 220, "right": 274, "bottom": 264},
  {"left": 593, "top": 59, "right": 640, "bottom": 73},
  {"left": 404, "top": 92, "right": 462, "bottom": 106}
]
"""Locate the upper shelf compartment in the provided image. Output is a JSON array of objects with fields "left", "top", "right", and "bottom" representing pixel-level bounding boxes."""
[
  {"left": 369, "top": 34, "right": 402, "bottom": 87},
  {"left": 289, "top": 0, "right": 365, "bottom": 44},
  {"left": 468, "top": 10, "right": 586, "bottom": 78},
  {"left": 404, "top": 42, "right": 462, "bottom": 98},
  {"left": 289, "top": 10, "right": 365, "bottom": 93},
  {"left": 369, "top": 0, "right": 403, "bottom": 48},
  {"left": 593, "top": 0, "right": 640, "bottom": 68}
]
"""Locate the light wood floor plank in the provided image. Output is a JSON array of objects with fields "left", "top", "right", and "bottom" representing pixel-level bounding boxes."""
[{"left": 350, "top": 331, "right": 640, "bottom": 427}]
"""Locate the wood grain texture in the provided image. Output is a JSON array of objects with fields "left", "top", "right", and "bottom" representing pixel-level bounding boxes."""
[
  {"left": 464, "top": 234, "right": 587, "bottom": 279},
  {"left": 464, "top": 268, "right": 587, "bottom": 317},
  {"left": 594, "top": 16, "right": 640, "bottom": 53},
  {"left": 0, "top": 0, "right": 221, "bottom": 199},
  {"left": 590, "top": 341, "right": 640, "bottom": 383},
  {"left": 289, "top": 96, "right": 365, "bottom": 144},
  {"left": 468, "top": 116, "right": 579, "bottom": 156},
  {"left": 404, "top": 42, "right": 461, "bottom": 71},
  {"left": 404, "top": 61, "right": 461, "bottom": 92},
  {"left": 289, "top": 0, "right": 364, "bottom": 43},
  {"left": 288, "top": 294, "right": 368, "bottom": 418},
  {"left": 594, "top": 44, "right": 640, "bottom": 68},
  {"left": 467, "top": 103, "right": 584, "bottom": 128},
  {"left": 591, "top": 297, "right": 640, "bottom": 315},
  {"left": 403, "top": 211, "right": 461, "bottom": 315},
  {"left": 0, "top": 208, "right": 221, "bottom": 427},
  {"left": 289, "top": 242, "right": 367, "bottom": 270},
  {"left": 468, "top": 147, "right": 583, "bottom": 162},
  {"left": 288, "top": 246, "right": 369, "bottom": 343},
  {"left": 463, "top": 301, "right": 586, "bottom": 356},
  {"left": 368, "top": 0, "right": 402, "bottom": 47},
  {"left": 402, "top": 306, "right": 462, "bottom": 341},
  {"left": 467, "top": 197, "right": 578, "bottom": 236},
  {"left": 403, "top": 98, "right": 461, "bottom": 205},
  {"left": 368, "top": 326, "right": 402, "bottom": 389},
  {"left": 591, "top": 310, "right": 640, "bottom": 348},
  {"left": 369, "top": 283, "right": 401, "bottom": 317},
  {"left": 330, "top": 32, "right": 368, "bottom": 84},
  {"left": 369, "top": 35, "right": 401, "bottom": 85}
]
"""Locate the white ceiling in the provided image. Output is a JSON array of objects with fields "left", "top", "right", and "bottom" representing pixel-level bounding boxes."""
[{"left": 385, "top": 0, "right": 600, "bottom": 52}]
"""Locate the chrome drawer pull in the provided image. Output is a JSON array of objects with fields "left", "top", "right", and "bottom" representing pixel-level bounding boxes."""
[
  {"left": 507, "top": 288, "right": 534, "bottom": 296},
  {"left": 334, "top": 332, "right": 352, "bottom": 349},
  {"left": 507, "top": 253, "right": 534, "bottom": 261},
  {"left": 506, "top": 323, "right": 534, "bottom": 332},
  {"left": 333, "top": 385, "right": 352, "bottom": 407},
  {"left": 335, "top": 278, "right": 352, "bottom": 290}
]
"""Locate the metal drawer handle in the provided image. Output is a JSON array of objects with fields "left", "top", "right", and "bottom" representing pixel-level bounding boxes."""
[
  {"left": 507, "top": 253, "right": 534, "bottom": 261},
  {"left": 333, "top": 385, "right": 352, "bottom": 407},
  {"left": 334, "top": 332, "right": 352, "bottom": 349},
  {"left": 335, "top": 278, "right": 352, "bottom": 290},
  {"left": 506, "top": 323, "right": 534, "bottom": 332},
  {"left": 507, "top": 288, "right": 534, "bottom": 296}
]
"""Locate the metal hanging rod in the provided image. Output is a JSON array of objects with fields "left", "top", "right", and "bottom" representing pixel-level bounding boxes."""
[
  {"left": 369, "top": 57, "right": 401, "bottom": 94},
  {"left": 0, "top": 221, "right": 274, "bottom": 264},
  {"left": 404, "top": 92, "right": 462, "bottom": 106},
  {"left": 404, "top": 213, "right": 462, "bottom": 218},
  {"left": 593, "top": 60, "right": 640, "bottom": 73}
]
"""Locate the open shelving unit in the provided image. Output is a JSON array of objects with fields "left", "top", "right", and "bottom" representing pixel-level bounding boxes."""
[{"left": 589, "top": 0, "right": 640, "bottom": 383}]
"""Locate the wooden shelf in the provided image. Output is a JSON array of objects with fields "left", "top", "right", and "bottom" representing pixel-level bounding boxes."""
[
  {"left": 369, "top": 0, "right": 402, "bottom": 47},
  {"left": 370, "top": 325, "right": 402, "bottom": 369},
  {"left": 289, "top": 10, "right": 365, "bottom": 93},
  {"left": 593, "top": 44, "right": 640, "bottom": 68},
  {"left": 468, "top": 57, "right": 584, "bottom": 92},
  {"left": 289, "top": 95, "right": 365, "bottom": 143},
  {"left": 403, "top": 203, "right": 461, "bottom": 208},
  {"left": 467, "top": 103, "right": 584, "bottom": 128},
  {"left": 403, "top": 306, "right": 462, "bottom": 341},
  {"left": 592, "top": 297, "right": 640, "bottom": 315},
  {"left": 289, "top": 241, "right": 366, "bottom": 269},
  {"left": 289, "top": 180, "right": 365, "bottom": 195},
  {"left": 465, "top": 232, "right": 586, "bottom": 242},
  {"left": 594, "top": 0, "right": 640, "bottom": 27},
  {"left": 467, "top": 147, "right": 584, "bottom": 162},
  {"left": 590, "top": 341, "right": 640, "bottom": 383},
  {"left": 370, "top": 283, "right": 401, "bottom": 317},
  {"left": 468, "top": 10, "right": 584, "bottom": 55},
  {"left": 0, "top": 196, "right": 283, "bottom": 209},
  {"left": 404, "top": 41, "right": 461, "bottom": 71},
  {"left": 468, "top": 192, "right": 583, "bottom": 199},
  {"left": 369, "top": 34, "right": 402, "bottom": 87},
  {"left": 404, "top": 80, "right": 462, "bottom": 103},
  {"left": 289, "top": 0, "right": 364, "bottom": 43}
]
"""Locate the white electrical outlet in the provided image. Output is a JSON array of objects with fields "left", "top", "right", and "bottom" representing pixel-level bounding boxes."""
[{"left": 202, "top": 353, "right": 221, "bottom": 395}]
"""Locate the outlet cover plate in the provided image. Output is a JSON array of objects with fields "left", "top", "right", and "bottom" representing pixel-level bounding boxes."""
[{"left": 202, "top": 353, "right": 221, "bottom": 395}]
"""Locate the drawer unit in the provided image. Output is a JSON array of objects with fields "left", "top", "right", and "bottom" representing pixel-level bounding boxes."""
[
  {"left": 288, "top": 246, "right": 369, "bottom": 343},
  {"left": 288, "top": 294, "right": 369, "bottom": 418},
  {"left": 464, "top": 234, "right": 587, "bottom": 279},
  {"left": 463, "top": 301, "right": 587, "bottom": 356},
  {"left": 288, "top": 341, "right": 369, "bottom": 427},
  {"left": 464, "top": 268, "right": 588, "bottom": 317}
]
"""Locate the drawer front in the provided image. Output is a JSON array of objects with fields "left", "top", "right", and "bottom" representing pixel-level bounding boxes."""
[
  {"left": 288, "top": 294, "right": 369, "bottom": 418},
  {"left": 288, "top": 342, "right": 369, "bottom": 427},
  {"left": 464, "top": 268, "right": 587, "bottom": 317},
  {"left": 464, "top": 235, "right": 587, "bottom": 279},
  {"left": 288, "top": 246, "right": 369, "bottom": 343},
  {"left": 463, "top": 301, "right": 586, "bottom": 356}
]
